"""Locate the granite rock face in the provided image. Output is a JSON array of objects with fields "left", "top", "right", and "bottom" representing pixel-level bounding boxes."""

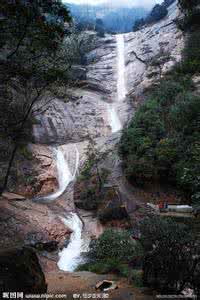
[
  {"left": 124, "top": 0, "right": 184, "bottom": 104},
  {"left": 33, "top": 2, "right": 183, "bottom": 146},
  {"left": 33, "top": 36, "right": 120, "bottom": 145},
  {"left": 0, "top": 196, "right": 72, "bottom": 249}
]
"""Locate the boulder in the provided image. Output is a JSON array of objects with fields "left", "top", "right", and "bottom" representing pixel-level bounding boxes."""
[
  {"left": 0, "top": 247, "right": 47, "bottom": 293},
  {"left": 95, "top": 280, "right": 118, "bottom": 291}
]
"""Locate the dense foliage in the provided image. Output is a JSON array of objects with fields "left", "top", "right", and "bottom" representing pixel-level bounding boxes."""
[
  {"left": 120, "top": 79, "right": 200, "bottom": 204},
  {"left": 89, "top": 229, "right": 136, "bottom": 262},
  {"left": 140, "top": 216, "right": 200, "bottom": 294},
  {"left": 177, "top": 0, "right": 200, "bottom": 30},
  {"left": 121, "top": 2, "right": 200, "bottom": 206},
  {"left": 78, "top": 228, "right": 141, "bottom": 278}
]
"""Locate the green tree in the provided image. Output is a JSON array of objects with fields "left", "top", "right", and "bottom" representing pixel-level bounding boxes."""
[
  {"left": 147, "top": 4, "right": 168, "bottom": 23},
  {"left": 140, "top": 216, "right": 200, "bottom": 294},
  {"left": 0, "top": 0, "right": 72, "bottom": 192}
]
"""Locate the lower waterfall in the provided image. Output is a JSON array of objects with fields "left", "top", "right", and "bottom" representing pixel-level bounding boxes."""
[{"left": 57, "top": 213, "right": 87, "bottom": 272}]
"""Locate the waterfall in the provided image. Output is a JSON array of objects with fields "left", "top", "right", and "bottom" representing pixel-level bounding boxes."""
[
  {"left": 33, "top": 145, "right": 79, "bottom": 203},
  {"left": 107, "top": 104, "right": 122, "bottom": 133},
  {"left": 45, "top": 148, "right": 73, "bottom": 201},
  {"left": 57, "top": 213, "right": 86, "bottom": 272},
  {"left": 108, "top": 34, "right": 126, "bottom": 133},
  {"left": 116, "top": 34, "right": 127, "bottom": 102}
]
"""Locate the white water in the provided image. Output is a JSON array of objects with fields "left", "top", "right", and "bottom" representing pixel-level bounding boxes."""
[
  {"left": 57, "top": 213, "right": 87, "bottom": 272},
  {"left": 116, "top": 34, "right": 127, "bottom": 102},
  {"left": 108, "top": 34, "right": 126, "bottom": 133},
  {"left": 33, "top": 145, "right": 79, "bottom": 203},
  {"left": 45, "top": 148, "right": 73, "bottom": 201},
  {"left": 107, "top": 104, "right": 122, "bottom": 133}
]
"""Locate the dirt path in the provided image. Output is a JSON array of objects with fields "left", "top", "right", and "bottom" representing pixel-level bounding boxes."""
[{"left": 46, "top": 271, "right": 156, "bottom": 300}]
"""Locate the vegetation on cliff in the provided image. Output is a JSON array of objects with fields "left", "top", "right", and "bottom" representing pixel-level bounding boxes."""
[
  {"left": 120, "top": 0, "right": 200, "bottom": 207},
  {"left": 133, "top": 0, "right": 176, "bottom": 32}
]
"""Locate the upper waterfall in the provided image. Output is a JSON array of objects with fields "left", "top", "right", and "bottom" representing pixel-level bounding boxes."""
[
  {"left": 107, "top": 34, "right": 126, "bottom": 133},
  {"left": 116, "top": 34, "right": 127, "bottom": 102}
]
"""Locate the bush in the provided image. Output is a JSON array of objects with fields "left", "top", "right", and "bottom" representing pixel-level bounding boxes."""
[
  {"left": 178, "top": 0, "right": 199, "bottom": 13},
  {"left": 78, "top": 229, "right": 143, "bottom": 278},
  {"left": 88, "top": 229, "right": 137, "bottom": 263},
  {"left": 182, "top": 30, "right": 200, "bottom": 73},
  {"left": 148, "top": 4, "right": 168, "bottom": 23},
  {"left": 132, "top": 270, "right": 144, "bottom": 287},
  {"left": 140, "top": 216, "right": 200, "bottom": 294}
]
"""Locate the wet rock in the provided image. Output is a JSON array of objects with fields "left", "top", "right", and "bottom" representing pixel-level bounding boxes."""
[{"left": 0, "top": 247, "right": 47, "bottom": 294}]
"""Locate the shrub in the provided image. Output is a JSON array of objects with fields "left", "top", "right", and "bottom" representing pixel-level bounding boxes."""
[
  {"left": 78, "top": 229, "right": 143, "bottom": 278},
  {"left": 182, "top": 30, "right": 200, "bottom": 73},
  {"left": 140, "top": 216, "right": 200, "bottom": 294},
  {"left": 132, "top": 270, "right": 144, "bottom": 287},
  {"left": 178, "top": 0, "right": 199, "bottom": 13},
  {"left": 88, "top": 229, "right": 137, "bottom": 263},
  {"left": 148, "top": 4, "right": 168, "bottom": 23}
]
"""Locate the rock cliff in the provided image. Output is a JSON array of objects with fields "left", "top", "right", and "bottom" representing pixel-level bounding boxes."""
[{"left": 0, "top": 0, "right": 184, "bottom": 256}]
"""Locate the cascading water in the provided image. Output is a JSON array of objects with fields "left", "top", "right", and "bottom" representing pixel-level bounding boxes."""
[
  {"left": 116, "top": 34, "right": 127, "bottom": 102},
  {"left": 107, "top": 104, "right": 122, "bottom": 133},
  {"left": 33, "top": 143, "right": 87, "bottom": 272},
  {"left": 33, "top": 145, "right": 79, "bottom": 202},
  {"left": 57, "top": 213, "right": 86, "bottom": 272},
  {"left": 108, "top": 34, "right": 126, "bottom": 133}
]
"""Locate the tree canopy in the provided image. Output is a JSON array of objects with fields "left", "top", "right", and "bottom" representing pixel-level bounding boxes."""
[{"left": 0, "top": 0, "right": 72, "bottom": 191}]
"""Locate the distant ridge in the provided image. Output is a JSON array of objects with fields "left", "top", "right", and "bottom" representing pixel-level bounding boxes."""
[{"left": 65, "top": 2, "right": 149, "bottom": 33}]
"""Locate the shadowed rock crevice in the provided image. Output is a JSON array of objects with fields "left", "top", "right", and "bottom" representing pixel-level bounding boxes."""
[{"left": 0, "top": 247, "right": 47, "bottom": 294}]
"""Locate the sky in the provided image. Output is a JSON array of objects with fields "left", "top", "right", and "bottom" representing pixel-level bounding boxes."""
[{"left": 64, "top": 0, "right": 163, "bottom": 8}]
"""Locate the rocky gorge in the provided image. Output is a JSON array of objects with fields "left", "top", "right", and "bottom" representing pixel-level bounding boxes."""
[{"left": 0, "top": 0, "right": 188, "bottom": 296}]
